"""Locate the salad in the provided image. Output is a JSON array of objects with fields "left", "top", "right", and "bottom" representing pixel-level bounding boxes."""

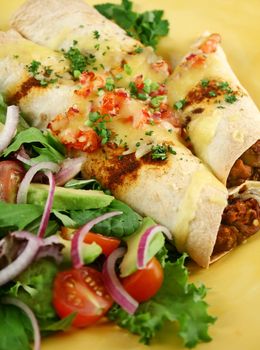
[{"left": 0, "top": 94, "right": 215, "bottom": 349}]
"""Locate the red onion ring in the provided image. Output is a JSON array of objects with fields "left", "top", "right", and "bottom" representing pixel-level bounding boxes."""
[
  {"left": 0, "top": 105, "right": 19, "bottom": 153},
  {"left": 71, "top": 211, "right": 122, "bottom": 268},
  {"left": 17, "top": 154, "right": 33, "bottom": 166},
  {"left": 55, "top": 157, "right": 85, "bottom": 186},
  {"left": 102, "top": 247, "right": 139, "bottom": 315},
  {"left": 1, "top": 297, "right": 41, "bottom": 350},
  {"left": 37, "top": 171, "right": 55, "bottom": 238},
  {"left": 17, "top": 161, "right": 59, "bottom": 204},
  {"left": 137, "top": 225, "right": 172, "bottom": 269},
  {"left": 0, "top": 231, "right": 42, "bottom": 286}
]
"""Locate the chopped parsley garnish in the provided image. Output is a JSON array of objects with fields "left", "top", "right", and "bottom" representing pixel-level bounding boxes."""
[
  {"left": 151, "top": 144, "right": 176, "bottom": 160},
  {"left": 27, "top": 60, "right": 41, "bottom": 75},
  {"left": 224, "top": 94, "right": 237, "bottom": 104},
  {"left": 208, "top": 91, "right": 217, "bottom": 97},
  {"left": 145, "top": 130, "right": 154, "bottom": 136},
  {"left": 201, "top": 79, "right": 209, "bottom": 87},
  {"left": 218, "top": 81, "right": 232, "bottom": 92},
  {"left": 64, "top": 42, "right": 96, "bottom": 78},
  {"left": 26, "top": 60, "right": 58, "bottom": 87},
  {"left": 174, "top": 99, "right": 186, "bottom": 110},
  {"left": 94, "top": 43, "right": 100, "bottom": 50},
  {"left": 129, "top": 81, "right": 138, "bottom": 96},
  {"left": 105, "top": 77, "right": 115, "bottom": 91},
  {"left": 136, "top": 142, "right": 141, "bottom": 147},
  {"left": 93, "top": 30, "right": 100, "bottom": 39},
  {"left": 150, "top": 95, "right": 165, "bottom": 108},
  {"left": 123, "top": 63, "right": 132, "bottom": 75},
  {"left": 95, "top": 0, "right": 169, "bottom": 49},
  {"left": 143, "top": 79, "right": 159, "bottom": 94},
  {"left": 134, "top": 46, "right": 143, "bottom": 54},
  {"left": 137, "top": 93, "right": 148, "bottom": 101},
  {"left": 115, "top": 73, "right": 123, "bottom": 81},
  {"left": 86, "top": 111, "right": 111, "bottom": 144}
]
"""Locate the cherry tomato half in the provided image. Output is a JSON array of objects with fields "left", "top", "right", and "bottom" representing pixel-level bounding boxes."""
[
  {"left": 84, "top": 232, "right": 120, "bottom": 256},
  {"left": 121, "top": 257, "right": 164, "bottom": 302},
  {"left": 0, "top": 160, "right": 25, "bottom": 203},
  {"left": 53, "top": 267, "right": 113, "bottom": 327}
]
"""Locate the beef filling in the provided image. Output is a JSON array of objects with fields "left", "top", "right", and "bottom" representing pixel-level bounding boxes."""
[
  {"left": 227, "top": 140, "right": 260, "bottom": 188},
  {"left": 213, "top": 197, "right": 260, "bottom": 255}
]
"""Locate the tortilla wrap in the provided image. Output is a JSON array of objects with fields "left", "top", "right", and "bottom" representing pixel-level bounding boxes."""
[
  {"left": 167, "top": 32, "right": 260, "bottom": 184},
  {"left": 10, "top": 0, "right": 169, "bottom": 87},
  {"left": 0, "top": 29, "right": 228, "bottom": 267}
]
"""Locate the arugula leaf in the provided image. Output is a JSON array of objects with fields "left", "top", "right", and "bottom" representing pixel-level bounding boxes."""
[
  {"left": 0, "top": 304, "right": 32, "bottom": 350},
  {"left": 70, "top": 199, "right": 141, "bottom": 238},
  {"left": 108, "top": 255, "right": 215, "bottom": 348},
  {"left": 95, "top": 0, "right": 169, "bottom": 49},
  {"left": 0, "top": 202, "right": 43, "bottom": 235},
  {"left": 40, "top": 312, "right": 76, "bottom": 332},
  {"left": 3, "top": 127, "right": 65, "bottom": 162},
  {"left": 8, "top": 259, "right": 58, "bottom": 320},
  {"left": 52, "top": 210, "right": 77, "bottom": 227}
]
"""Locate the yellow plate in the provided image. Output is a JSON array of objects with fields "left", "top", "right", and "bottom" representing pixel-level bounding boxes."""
[{"left": 1, "top": 1, "right": 260, "bottom": 349}]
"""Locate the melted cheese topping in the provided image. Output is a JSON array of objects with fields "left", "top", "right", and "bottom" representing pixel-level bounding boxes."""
[
  {"left": 172, "top": 167, "right": 226, "bottom": 251},
  {"left": 187, "top": 109, "right": 222, "bottom": 159}
]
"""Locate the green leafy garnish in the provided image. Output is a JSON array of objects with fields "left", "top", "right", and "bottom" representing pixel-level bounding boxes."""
[
  {"left": 64, "top": 42, "right": 96, "bottom": 78},
  {"left": 208, "top": 91, "right": 217, "bottom": 97},
  {"left": 201, "top": 79, "right": 209, "bottom": 88},
  {"left": 105, "top": 76, "right": 115, "bottom": 91},
  {"left": 26, "top": 60, "right": 58, "bottom": 87},
  {"left": 151, "top": 144, "right": 176, "bottom": 160},
  {"left": 108, "top": 254, "right": 216, "bottom": 347},
  {"left": 95, "top": 0, "right": 169, "bottom": 49},
  {"left": 93, "top": 30, "right": 100, "bottom": 39},
  {"left": 87, "top": 111, "right": 112, "bottom": 145},
  {"left": 174, "top": 99, "right": 186, "bottom": 110},
  {"left": 224, "top": 94, "right": 237, "bottom": 104},
  {"left": 123, "top": 63, "right": 132, "bottom": 75}
]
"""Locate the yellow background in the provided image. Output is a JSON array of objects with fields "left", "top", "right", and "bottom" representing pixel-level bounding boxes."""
[{"left": 1, "top": 1, "right": 260, "bottom": 349}]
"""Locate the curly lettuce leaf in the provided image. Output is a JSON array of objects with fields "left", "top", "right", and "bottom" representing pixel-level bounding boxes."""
[{"left": 108, "top": 254, "right": 216, "bottom": 348}]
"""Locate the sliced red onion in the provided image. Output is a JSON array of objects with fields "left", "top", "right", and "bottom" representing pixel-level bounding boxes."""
[
  {"left": 17, "top": 154, "right": 34, "bottom": 166},
  {"left": 137, "top": 225, "right": 172, "bottom": 269},
  {"left": 37, "top": 171, "right": 55, "bottom": 238},
  {"left": 0, "top": 231, "right": 41, "bottom": 286},
  {"left": 55, "top": 157, "right": 85, "bottom": 186},
  {"left": 102, "top": 247, "right": 139, "bottom": 315},
  {"left": 0, "top": 105, "right": 19, "bottom": 153},
  {"left": 1, "top": 297, "right": 41, "bottom": 350},
  {"left": 17, "top": 161, "right": 59, "bottom": 204},
  {"left": 35, "top": 237, "right": 64, "bottom": 264},
  {"left": 71, "top": 211, "right": 122, "bottom": 268}
]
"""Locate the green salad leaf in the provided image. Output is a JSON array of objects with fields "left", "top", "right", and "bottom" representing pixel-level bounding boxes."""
[
  {"left": 0, "top": 304, "right": 33, "bottom": 350},
  {"left": 108, "top": 254, "right": 216, "bottom": 348},
  {"left": 3, "top": 127, "right": 65, "bottom": 162},
  {"left": 0, "top": 202, "right": 43, "bottom": 236},
  {"left": 8, "top": 259, "right": 58, "bottom": 320},
  {"left": 95, "top": 0, "right": 169, "bottom": 49},
  {"left": 70, "top": 199, "right": 142, "bottom": 237}
]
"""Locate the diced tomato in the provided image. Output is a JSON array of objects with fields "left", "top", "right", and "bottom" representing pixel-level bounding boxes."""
[
  {"left": 134, "top": 75, "right": 144, "bottom": 90},
  {"left": 186, "top": 53, "right": 206, "bottom": 68},
  {"left": 84, "top": 232, "right": 121, "bottom": 256},
  {"left": 0, "top": 160, "right": 25, "bottom": 203},
  {"left": 101, "top": 90, "right": 128, "bottom": 115},
  {"left": 121, "top": 257, "right": 163, "bottom": 302},
  {"left": 53, "top": 267, "right": 113, "bottom": 327},
  {"left": 67, "top": 129, "right": 100, "bottom": 153},
  {"left": 199, "top": 33, "right": 221, "bottom": 54}
]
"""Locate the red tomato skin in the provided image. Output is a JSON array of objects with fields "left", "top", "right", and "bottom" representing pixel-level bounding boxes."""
[
  {"left": 121, "top": 257, "right": 164, "bottom": 302},
  {"left": 53, "top": 267, "right": 113, "bottom": 328},
  {"left": 84, "top": 232, "right": 120, "bottom": 256},
  {"left": 0, "top": 160, "right": 25, "bottom": 203}
]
